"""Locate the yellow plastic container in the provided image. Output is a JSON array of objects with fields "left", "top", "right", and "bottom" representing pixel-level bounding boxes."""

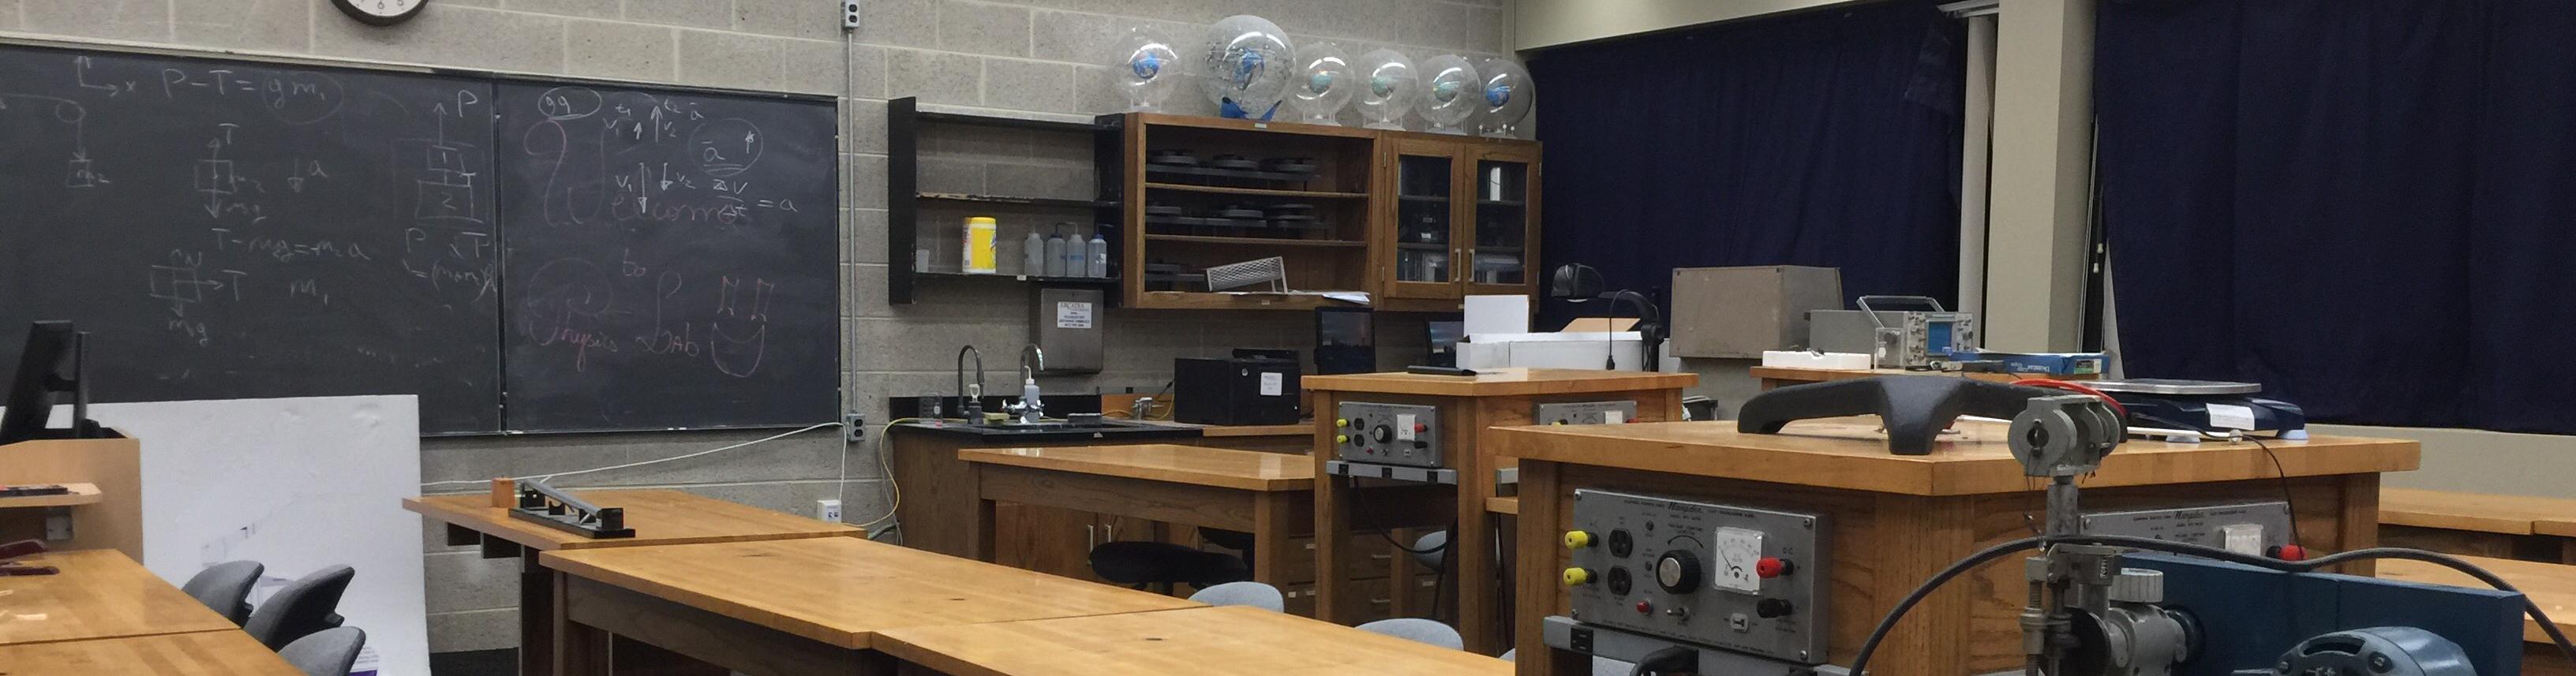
[{"left": 961, "top": 216, "right": 998, "bottom": 274}]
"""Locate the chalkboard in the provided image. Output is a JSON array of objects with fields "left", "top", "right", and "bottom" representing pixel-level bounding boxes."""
[
  {"left": 0, "top": 45, "right": 504, "bottom": 433},
  {"left": 493, "top": 83, "right": 839, "bottom": 431}
]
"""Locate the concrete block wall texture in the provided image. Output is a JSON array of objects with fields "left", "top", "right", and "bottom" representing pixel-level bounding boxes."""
[{"left": 2, "top": 0, "right": 1510, "bottom": 653}]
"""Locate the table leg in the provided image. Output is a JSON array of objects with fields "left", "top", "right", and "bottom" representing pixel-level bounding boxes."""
[
  {"left": 1316, "top": 470, "right": 1353, "bottom": 623},
  {"left": 521, "top": 555, "right": 556, "bottom": 676},
  {"left": 551, "top": 570, "right": 611, "bottom": 676},
  {"left": 968, "top": 491, "right": 998, "bottom": 563},
  {"left": 1458, "top": 510, "right": 1499, "bottom": 655},
  {"left": 1252, "top": 491, "right": 1294, "bottom": 588},
  {"left": 2563, "top": 539, "right": 2576, "bottom": 566}
]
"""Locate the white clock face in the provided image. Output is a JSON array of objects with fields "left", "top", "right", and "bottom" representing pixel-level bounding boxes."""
[
  {"left": 335, "top": 0, "right": 425, "bottom": 25},
  {"left": 355, "top": 0, "right": 421, "bottom": 17}
]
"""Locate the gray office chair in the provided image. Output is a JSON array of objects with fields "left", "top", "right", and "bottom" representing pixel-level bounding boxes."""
[
  {"left": 1356, "top": 618, "right": 1464, "bottom": 650},
  {"left": 1186, "top": 581, "right": 1284, "bottom": 612},
  {"left": 1500, "top": 648, "right": 1634, "bottom": 676},
  {"left": 181, "top": 560, "right": 264, "bottom": 626},
  {"left": 279, "top": 626, "right": 366, "bottom": 676},
  {"left": 245, "top": 565, "right": 355, "bottom": 649}
]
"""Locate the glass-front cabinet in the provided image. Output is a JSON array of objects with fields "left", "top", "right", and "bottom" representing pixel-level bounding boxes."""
[{"left": 1378, "top": 136, "right": 1541, "bottom": 301}]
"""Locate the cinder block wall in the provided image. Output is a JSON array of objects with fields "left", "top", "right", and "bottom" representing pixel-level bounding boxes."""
[{"left": 1, "top": 0, "right": 1510, "bottom": 654}]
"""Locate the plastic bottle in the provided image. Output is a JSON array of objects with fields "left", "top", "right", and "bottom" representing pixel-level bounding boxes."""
[
  {"left": 1086, "top": 232, "right": 1110, "bottom": 278},
  {"left": 1043, "top": 230, "right": 1069, "bottom": 277},
  {"left": 962, "top": 217, "right": 998, "bottom": 274},
  {"left": 1021, "top": 230, "right": 1046, "bottom": 277}
]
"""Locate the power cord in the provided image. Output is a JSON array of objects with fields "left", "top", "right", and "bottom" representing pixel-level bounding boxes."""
[
  {"left": 2130, "top": 412, "right": 2306, "bottom": 551},
  {"left": 417, "top": 422, "right": 844, "bottom": 488},
  {"left": 1627, "top": 644, "right": 1695, "bottom": 676},
  {"left": 1844, "top": 534, "right": 2576, "bottom": 676}
]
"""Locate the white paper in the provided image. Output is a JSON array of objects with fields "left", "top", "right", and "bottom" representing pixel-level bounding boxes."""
[
  {"left": 1464, "top": 295, "right": 1531, "bottom": 335},
  {"left": 1712, "top": 527, "right": 1765, "bottom": 594},
  {"left": 1258, "top": 372, "right": 1284, "bottom": 397},
  {"left": 2206, "top": 403, "right": 2257, "bottom": 431},
  {"left": 20, "top": 396, "right": 430, "bottom": 676},
  {"left": 1396, "top": 413, "right": 1418, "bottom": 441},
  {"left": 1055, "top": 301, "right": 1094, "bottom": 329}
]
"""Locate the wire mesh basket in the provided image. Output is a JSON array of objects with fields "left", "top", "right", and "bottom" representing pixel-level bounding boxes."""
[{"left": 1204, "top": 256, "right": 1288, "bottom": 292}]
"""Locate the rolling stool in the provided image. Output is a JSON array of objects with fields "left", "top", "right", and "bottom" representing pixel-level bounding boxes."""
[{"left": 1088, "top": 528, "right": 1260, "bottom": 592}]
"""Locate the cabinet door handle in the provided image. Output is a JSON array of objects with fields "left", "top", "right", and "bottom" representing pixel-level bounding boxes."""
[
  {"left": 1103, "top": 524, "right": 1116, "bottom": 542},
  {"left": 1086, "top": 525, "right": 1096, "bottom": 550}
]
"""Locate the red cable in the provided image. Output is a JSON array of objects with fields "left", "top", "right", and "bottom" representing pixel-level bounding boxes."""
[{"left": 2012, "top": 379, "right": 2128, "bottom": 417}]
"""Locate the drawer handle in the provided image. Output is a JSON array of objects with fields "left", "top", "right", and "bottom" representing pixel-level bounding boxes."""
[
  {"left": 1370, "top": 597, "right": 1394, "bottom": 604},
  {"left": 1086, "top": 525, "right": 1096, "bottom": 550},
  {"left": 1368, "top": 554, "right": 1392, "bottom": 562}
]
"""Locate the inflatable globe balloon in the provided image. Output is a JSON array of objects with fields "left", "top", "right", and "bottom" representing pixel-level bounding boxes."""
[
  {"left": 1289, "top": 42, "right": 1354, "bottom": 125},
  {"left": 1476, "top": 57, "right": 1533, "bottom": 138},
  {"left": 1418, "top": 54, "right": 1480, "bottom": 135},
  {"left": 1197, "top": 15, "right": 1294, "bottom": 120},
  {"left": 1114, "top": 26, "right": 1181, "bottom": 112},
  {"left": 1354, "top": 49, "right": 1418, "bottom": 130}
]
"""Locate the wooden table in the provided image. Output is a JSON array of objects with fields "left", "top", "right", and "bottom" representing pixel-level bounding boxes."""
[
  {"left": 1497, "top": 416, "right": 2420, "bottom": 676},
  {"left": 0, "top": 629, "right": 301, "bottom": 675},
  {"left": 1305, "top": 368, "right": 1694, "bottom": 653},
  {"left": 541, "top": 536, "right": 1202, "bottom": 675},
  {"left": 959, "top": 444, "right": 1313, "bottom": 593},
  {"left": 1750, "top": 365, "right": 2094, "bottom": 390},
  {"left": 877, "top": 605, "right": 1515, "bottom": 676},
  {"left": 2380, "top": 488, "right": 2576, "bottom": 562},
  {"left": 403, "top": 488, "right": 858, "bottom": 676},
  {"left": 0, "top": 549, "right": 238, "bottom": 646},
  {"left": 2378, "top": 555, "right": 2576, "bottom": 676}
]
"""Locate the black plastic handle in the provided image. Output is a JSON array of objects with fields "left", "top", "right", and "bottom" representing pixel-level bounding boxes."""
[{"left": 1737, "top": 376, "right": 2058, "bottom": 455}]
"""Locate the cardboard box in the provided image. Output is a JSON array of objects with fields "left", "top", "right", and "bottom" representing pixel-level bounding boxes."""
[{"left": 1669, "top": 266, "right": 1843, "bottom": 358}]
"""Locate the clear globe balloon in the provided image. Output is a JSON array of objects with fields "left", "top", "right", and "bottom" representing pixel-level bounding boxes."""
[
  {"left": 1196, "top": 15, "right": 1294, "bottom": 120},
  {"left": 1354, "top": 49, "right": 1418, "bottom": 130},
  {"left": 1113, "top": 26, "right": 1181, "bottom": 113},
  {"left": 1289, "top": 42, "right": 1354, "bottom": 125},
  {"left": 1418, "top": 54, "right": 1480, "bottom": 135},
  {"left": 1476, "top": 57, "right": 1533, "bottom": 138}
]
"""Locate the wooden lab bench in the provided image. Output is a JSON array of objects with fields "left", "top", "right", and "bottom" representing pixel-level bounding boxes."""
[
  {"left": 1496, "top": 417, "right": 2420, "bottom": 676},
  {"left": 0, "top": 549, "right": 238, "bottom": 647},
  {"left": 542, "top": 536, "right": 1201, "bottom": 675},
  {"left": 404, "top": 488, "right": 859, "bottom": 676},
  {"left": 1305, "top": 368, "right": 1695, "bottom": 654},
  {"left": 958, "top": 444, "right": 1312, "bottom": 594},
  {"left": 0, "top": 630, "right": 305, "bottom": 675},
  {"left": 1751, "top": 365, "right": 2095, "bottom": 391},
  {"left": 2378, "top": 555, "right": 2576, "bottom": 676},
  {"left": 2380, "top": 487, "right": 2576, "bottom": 563},
  {"left": 876, "top": 605, "right": 1515, "bottom": 676}
]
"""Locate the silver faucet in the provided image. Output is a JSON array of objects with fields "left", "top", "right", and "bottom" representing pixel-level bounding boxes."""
[
  {"left": 955, "top": 345, "right": 985, "bottom": 420},
  {"left": 1005, "top": 344, "right": 1046, "bottom": 424}
]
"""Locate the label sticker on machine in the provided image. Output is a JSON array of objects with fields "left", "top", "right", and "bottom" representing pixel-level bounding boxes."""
[
  {"left": 1259, "top": 372, "right": 1283, "bottom": 397},
  {"left": 2206, "top": 403, "right": 2257, "bottom": 431},
  {"left": 1396, "top": 414, "right": 1418, "bottom": 441},
  {"left": 1603, "top": 410, "right": 1625, "bottom": 424},
  {"left": 1055, "top": 301, "right": 1094, "bottom": 329},
  {"left": 1712, "top": 527, "right": 1764, "bottom": 593}
]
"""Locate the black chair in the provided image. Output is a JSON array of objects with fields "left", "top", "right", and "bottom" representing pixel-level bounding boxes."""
[
  {"left": 245, "top": 566, "right": 355, "bottom": 650},
  {"left": 1088, "top": 541, "right": 1250, "bottom": 589},
  {"left": 279, "top": 626, "right": 366, "bottom": 676},
  {"left": 180, "top": 560, "right": 264, "bottom": 626}
]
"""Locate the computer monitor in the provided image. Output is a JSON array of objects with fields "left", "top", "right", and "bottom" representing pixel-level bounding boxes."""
[
  {"left": 0, "top": 321, "right": 96, "bottom": 445},
  {"left": 1425, "top": 320, "right": 1464, "bottom": 368},
  {"left": 1314, "top": 308, "right": 1375, "bottom": 375}
]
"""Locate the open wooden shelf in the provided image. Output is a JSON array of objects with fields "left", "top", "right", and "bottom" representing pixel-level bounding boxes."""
[
  {"left": 0, "top": 483, "right": 101, "bottom": 509},
  {"left": 1130, "top": 291, "right": 1360, "bottom": 311},
  {"left": 1144, "top": 183, "right": 1367, "bottom": 200},
  {"left": 1145, "top": 234, "right": 1365, "bottom": 248}
]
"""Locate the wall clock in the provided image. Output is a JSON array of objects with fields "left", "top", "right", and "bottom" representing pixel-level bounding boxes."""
[{"left": 331, "top": 0, "right": 426, "bottom": 26}]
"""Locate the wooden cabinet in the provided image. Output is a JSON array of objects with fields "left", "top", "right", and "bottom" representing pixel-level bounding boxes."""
[
  {"left": 994, "top": 505, "right": 1176, "bottom": 584},
  {"left": 1375, "top": 133, "right": 1541, "bottom": 302},
  {"left": 1114, "top": 113, "right": 1541, "bottom": 312}
]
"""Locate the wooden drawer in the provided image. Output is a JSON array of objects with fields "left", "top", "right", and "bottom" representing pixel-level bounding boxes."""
[
  {"left": 1263, "top": 531, "right": 1406, "bottom": 585},
  {"left": 1279, "top": 577, "right": 1443, "bottom": 621}
]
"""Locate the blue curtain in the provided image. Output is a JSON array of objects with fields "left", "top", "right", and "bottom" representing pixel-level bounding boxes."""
[
  {"left": 1528, "top": 1, "right": 1964, "bottom": 327},
  {"left": 2098, "top": 0, "right": 2576, "bottom": 433}
]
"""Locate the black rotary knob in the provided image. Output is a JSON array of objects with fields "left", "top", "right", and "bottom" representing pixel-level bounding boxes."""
[
  {"left": 1371, "top": 425, "right": 1395, "bottom": 443},
  {"left": 1654, "top": 550, "right": 1702, "bottom": 593}
]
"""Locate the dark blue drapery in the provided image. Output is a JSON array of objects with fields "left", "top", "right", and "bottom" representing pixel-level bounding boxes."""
[
  {"left": 1527, "top": 1, "right": 1964, "bottom": 327},
  {"left": 2098, "top": 0, "right": 2576, "bottom": 433}
]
